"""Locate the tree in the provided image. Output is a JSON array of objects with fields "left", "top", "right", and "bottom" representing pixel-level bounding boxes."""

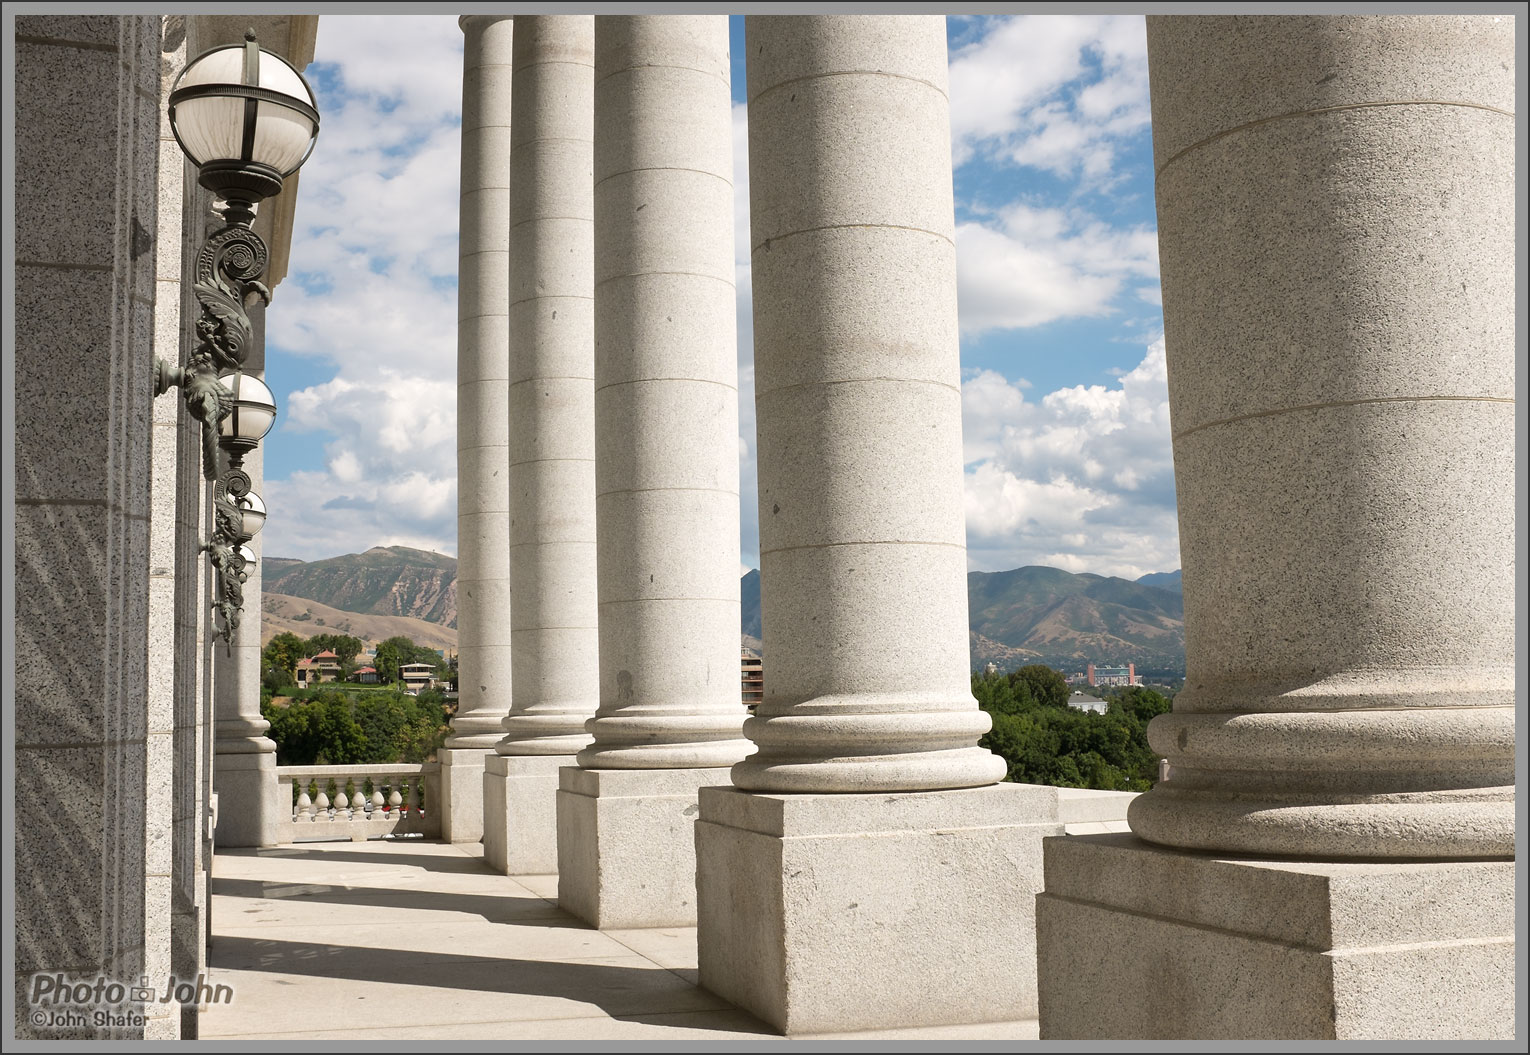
[
  {"left": 972, "top": 663, "right": 1163, "bottom": 792},
  {"left": 373, "top": 636, "right": 415, "bottom": 684},
  {"left": 263, "top": 631, "right": 306, "bottom": 678},
  {"left": 1011, "top": 664, "right": 1070, "bottom": 709},
  {"left": 304, "top": 633, "right": 364, "bottom": 665}
]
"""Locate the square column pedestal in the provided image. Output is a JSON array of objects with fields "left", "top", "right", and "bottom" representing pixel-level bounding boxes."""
[
  {"left": 557, "top": 766, "right": 732, "bottom": 928},
  {"left": 211, "top": 753, "right": 283, "bottom": 849},
  {"left": 483, "top": 754, "right": 568, "bottom": 875},
  {"left": 695, "top": 782, "right": 1062, "bottom": 1035},
  {"left": 436, "top": 747, "right": 488, "bottom": 843},
  {"left": 1036, "top": 833, "right": 1515, "bottom": 1040}
]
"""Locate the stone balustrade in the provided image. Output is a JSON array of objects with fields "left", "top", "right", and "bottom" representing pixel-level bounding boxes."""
[{"left": 275, "top": 764, "right": 442, "bottom": 843}]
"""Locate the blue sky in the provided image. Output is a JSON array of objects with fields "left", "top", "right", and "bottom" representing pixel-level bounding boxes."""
[{"left": 262, "top": 14, "right": 1180, "bottom": 579}]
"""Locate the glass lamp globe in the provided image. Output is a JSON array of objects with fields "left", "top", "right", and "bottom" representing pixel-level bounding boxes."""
[
  {"left": 168, "top": 31, "right": 320, "bottom": 201},
  {"left": 217, "top": 371, "right": 277, "bottom": 451},
  {"left": 236, "top": 489, "right": 267, "bottom": 541}
]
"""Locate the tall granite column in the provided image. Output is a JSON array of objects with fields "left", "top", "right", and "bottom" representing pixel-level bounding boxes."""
[
  {"left": 694, "top": 16, "right": 1060, "bottom": 1034},
  {"left": 442, "top": 14, "right": 514, "bottom": 843},
  {"left": 1036, "top": 15, "right": 1515, "bottom": 1040},
  {"left": 556, "top": 14, "right": 750, "bottom": 928},
  {"left": 482, "top": 15, "right": 599, "bottom": 876},
  {"left": 211, "top": 307, "right": 281, "bottom": 849},
  {"left": 14, "top": 14, "right": 160, "bottom": 1038}
]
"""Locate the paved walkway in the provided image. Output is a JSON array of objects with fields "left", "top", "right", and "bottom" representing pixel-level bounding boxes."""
[{"left": 202, "top": 839, "right": 1039, "bottom": 1041}]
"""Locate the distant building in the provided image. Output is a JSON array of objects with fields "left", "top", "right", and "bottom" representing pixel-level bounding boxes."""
[
  {"left": 1068, "top": 692, "right": 1109, "bottom": 715},
  {"left": 1087, "top": 662, "right": 1138, "bottom": 687},
  {"left": 741, "top": 649, "right": 764, "bottom": 708},
  {"left": 398, "top": 662, "right": 436, "bottom": 693},
  {"left": 295, "top": 650, "right": 343, "bottom": 687},
  {"left": 349, "top": 666, "right": 381, "bottom": 685}
]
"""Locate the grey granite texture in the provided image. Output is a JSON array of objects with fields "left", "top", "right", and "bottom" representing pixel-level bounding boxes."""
[
  {"left": 1036, "top": 834, "right": 1515, "bottom": 1039},
  {"left": 556, "top": 766, "right": 734, "bottom": 928},
  {"left": 453, "top": 15, "right": 515, "bottom": 758},
  {"left": 696, "top": 783, "right": 1061, "bottom": 1034},
  {"left": 499, "top": 16, "right": 601, "bottom": 758},
  {"left": 583, "top": 16, "right": 747, "bottom": 770},
  {"left": 14, "top": 21, "right": 160, "bottom": 1038},
  {"left": 482, "top": 753, "right": 569, "bottom": 874},
  {"left": 1130, "top": 14, "right": 1514, "bottom": 858},
  {"left": 1145, "top": 15, "right": 1516, "bottom": 167},
  {"left": 734, "top": 15, "right": 999, "bottom": 794}
]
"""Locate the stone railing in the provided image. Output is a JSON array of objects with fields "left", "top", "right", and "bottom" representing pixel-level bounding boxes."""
[
  {"left": 1055, "top": 787, "right": 1138, "bottom": 836},
  {"left": 276, "top": 764, "right": 441, "bottom": 843}
]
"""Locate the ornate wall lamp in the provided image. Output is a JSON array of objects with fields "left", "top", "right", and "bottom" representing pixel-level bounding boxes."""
[{"left": 155, "top": 30, "right": 319, "bottom": 646}]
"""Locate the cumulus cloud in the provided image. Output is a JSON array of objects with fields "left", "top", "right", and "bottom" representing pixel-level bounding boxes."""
[
  {"left": 956, "top": 202, "right": 1158, "bottom": 335},
  {"left": 948, "top": 14, "right": 1150, "bottom": 185},
  {"left": 262, "top": 17, "right": 463, "bottom": 560},
  {"left": 962, "top": 337, "right": 1180, "bottom": 578}
]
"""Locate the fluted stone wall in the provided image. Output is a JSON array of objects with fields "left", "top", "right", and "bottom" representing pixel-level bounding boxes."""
[{"left": 13, "top": 14, "right": 162, "bottom": 1040}]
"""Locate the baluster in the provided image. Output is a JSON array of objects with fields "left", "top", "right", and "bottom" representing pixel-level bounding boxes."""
[
  {"left": 387, "top": 783, "right": 403, "bottom": 815},
  {"left": 406, "top": 780, "right": 422, "bottom": 826},
  {"left": 296, "top": 786, "right": 314, "bottom": 822},
  {"left": 334, "top": 785, "right": 352, "bottom": 822},
  {"left": 314, "top": 787, "right": 331, "bottom": 821},
  {"left": 371, "top": 785, "right": 385, "bottom": 820}
]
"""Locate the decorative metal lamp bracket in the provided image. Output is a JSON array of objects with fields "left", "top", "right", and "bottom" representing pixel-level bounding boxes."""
[{"left": 153, "top": 204, "right": 273, "bottom": 649}]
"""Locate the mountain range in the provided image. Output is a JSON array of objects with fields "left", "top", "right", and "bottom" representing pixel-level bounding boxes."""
[{"left": 263, "top": 547, "right": 1184, "bottom": 671}]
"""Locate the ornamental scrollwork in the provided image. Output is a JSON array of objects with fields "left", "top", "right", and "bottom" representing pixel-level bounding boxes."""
[{"left": 207, "top": 465, "right": 254, "bottom": 649}]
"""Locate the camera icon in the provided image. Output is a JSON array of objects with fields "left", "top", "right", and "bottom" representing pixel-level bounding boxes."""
[{"left": 131, "top": 985, "right": 155, "bottom": 1002}]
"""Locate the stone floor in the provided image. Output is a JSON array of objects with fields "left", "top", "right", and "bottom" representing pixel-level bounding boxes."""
[{"left": 202, "top": 838, "right": 1040, "bottom": 1041}]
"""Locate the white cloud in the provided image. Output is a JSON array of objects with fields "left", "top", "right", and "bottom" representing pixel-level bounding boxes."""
[
  {"left": 962, "top": 337, "right": 1180, "bottom": 579},
  {"left": 262, "top": 16, "right": 463, "bottom": 560},
  {"left": 956, "top": 202, "right": 1158, "bottom": 335},
  {"left": 949, "top": 14, "right": 1150, "bottom": 186}
]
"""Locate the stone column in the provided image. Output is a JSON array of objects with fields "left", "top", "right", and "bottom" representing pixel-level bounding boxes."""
[
  {"left": 1037, "top": 16, "right": 1515, "bottom": 1040},
  {"left": 556, "top": 14, "right": 749, "bottom": 928},
  {"left": 14, "top": 14, "right": 161, "bottom": 1039},
  {"left": 442, "top": 14, "right": 514, "bottom": 844},
  {"left": 211, "top": 306, "right": 282, "bottom": 849},
  {"left": 482, "top": 15, "right": 599, "bottom": 876},
  {"left": 694, "top": 16, "right": 1060, "bottom": 1035}
]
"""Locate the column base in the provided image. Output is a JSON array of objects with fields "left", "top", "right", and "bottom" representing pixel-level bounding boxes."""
[
  {"left": 483, "top": 753, "right": 569, "bottom": 875},
  {"left": 437, "top": 747, "right": 490, "bottom": 843},
  {"left": 211, "top": 752, "right": 281, "bottom": 848},
  {"left": 695, "top": 782, "right": 1062, "bottom": 1035},
  {"left": 556, "top": 766, "right": 731, "bottom": 929},
  {"left": 1036, "top": 833, "right": 1515, "bottom": 1040}
]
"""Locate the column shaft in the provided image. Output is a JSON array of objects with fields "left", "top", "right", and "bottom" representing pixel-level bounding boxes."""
[
  {"left": 731, "top": 15, "right": 1002, "bottom": 793},
  {"left": 581, "top": 14, "right": 747, "bottom": 769},
  {"left": 499, "top": 14, "right": 598, "bottom": 755},
  {"left": 211, "top": 301, "right": 281, "bottom": 849},
  {"left": 451, "top": 15, "right": 515, "bottom": 749},
  {"left": 483, "top": 14, "right": 597, "bottom": 877},
  {"left": 443, "top": 14, "right": 515, "bottom": 843},
  {"left": 1127, "top": 14, "right": 1515, "bottom": 859}
]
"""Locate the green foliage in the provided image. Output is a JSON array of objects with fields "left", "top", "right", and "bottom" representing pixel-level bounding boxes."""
[
  {"left": 972, "top": 667, "right": 1166, "bottom": 792},
  {"left": 303, "top": 633, "right": 365, "bottom": 665},
  {"left": 1012, "top": 664, "right": 1070, "bottom": 709},
  {"left": 372, "top": 635, "right": 447, "bottom": 683},
  {"left": 261, "top": 687, "right": 450, "bottom": 766},
  {"left": 263, "top": 631, "right": 306, "bottom": 677}
]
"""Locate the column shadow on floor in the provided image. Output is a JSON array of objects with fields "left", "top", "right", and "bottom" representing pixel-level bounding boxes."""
[
  {"left": 209, "top": 933, "right": 777, "bottom": 1036},
  {"left": 210, "top": 877, "right": 568, "bottom": 926},
  {"left": 218, "top": 844, "right": 500, "bottom": 875}
]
